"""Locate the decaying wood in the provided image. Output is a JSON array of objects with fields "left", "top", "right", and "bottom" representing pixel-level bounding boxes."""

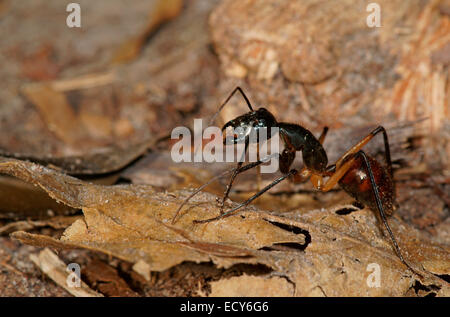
[{"left": 209, "top": 0, "right": 449, "bottom": 169}]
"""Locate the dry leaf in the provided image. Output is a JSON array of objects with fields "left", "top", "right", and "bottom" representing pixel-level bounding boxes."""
[
  {"left": 0, "top": 136, "right": 162, "bottom": 218},
  {"left": 30, "top": 248, "right": 103, "bottom": 297},
  {"left": 0, "top": 216, "right": 80, "bottom": 235},
  {"left": 1, "top": 157, "right": 449, "bottom": 296},
  {"left": 1, "top": 157, "right": 306, "bottom": 270},
  {"left": 132, "top": 260, "right": 151, "bottom": 281},
  {"left": 209, "top": 274, "right": 294, "bottom": 297}
]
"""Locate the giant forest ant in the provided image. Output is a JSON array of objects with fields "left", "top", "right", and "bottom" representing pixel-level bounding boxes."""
[{"left": 172, "top": 87, "right": 420, "bottom": 275}]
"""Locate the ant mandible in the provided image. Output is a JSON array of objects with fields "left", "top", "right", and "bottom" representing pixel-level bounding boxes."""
[{"left": 172, "top": 86, "right": 420, "bottom": 275}]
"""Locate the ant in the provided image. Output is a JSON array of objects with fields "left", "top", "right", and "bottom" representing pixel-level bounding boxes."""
[{"left": 172, "top": 86, "right": 421, "bottom": 275}]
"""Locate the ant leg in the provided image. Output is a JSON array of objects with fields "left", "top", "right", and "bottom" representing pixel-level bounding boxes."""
[
  {"left": 374, "top": 126, "right": 393, "bottom": 177},
  {"left": 218, "top": 162, "right": 243, "bottom": 211},
  {"left": 194, "top": 169, "right": 299, "bottom": 224},
  {"left": 280, "top": 148, "right": 296, "bottom": 174},
  {"left": 309, "top": 126, "right": 329, "bottom": 187},
  {"left": 315, "top": 153, "right": 361, "bottom": 192},
  {"left": 256, "top": 145, "right": 262, "bottom": 192},
  {"left": 218, "top": 139, "right": 250, "bottom": 212},
  {"left": 335, "top": 126, "right": 392, "bottom": 176},
  {"left": 313, "top": 151, "right": 421, "bottom": 275},
  {"left": 356, "top": 151, "right": 421, "bottom": 276},
  {"left": 194, "top": 148, "right": 306, "bottom": 223},
  {"left": 172, "top": 153, "right": 278, "bottom": 224},
  {"left": 208, "top": 87, "right": 254, "bottom": 126},
  {"left": 318, "top": 126, "right": 393, "bottom": 191}
]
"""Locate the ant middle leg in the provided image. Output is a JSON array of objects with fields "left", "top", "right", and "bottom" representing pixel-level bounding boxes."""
[
  {"left": 218, "top": 139, "right": 250, "bottom": 212},
  {"left": 308, "top": 126, "right": 330, "bottom": 188},
  {"left": 194, "top": 146, "right": 312, "bottom": 224},
  {"left": 256, "top": 145, "right": 262, "bottom": 192},
  {"left": 194, "top": 169, "right": 301, "bottom": 224}
]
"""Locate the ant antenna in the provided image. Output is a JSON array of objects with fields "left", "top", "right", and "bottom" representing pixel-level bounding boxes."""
[
  {"left": 208, "top": 87, "right": 254, "bottom": 126},
  {"left": 193, "top": 87, "right": 254, "bottom": 160}
]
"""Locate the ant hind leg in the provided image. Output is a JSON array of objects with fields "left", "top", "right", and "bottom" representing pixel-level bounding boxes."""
[{"left": 356, "top": 150, "right": 422, "bottom": 277}]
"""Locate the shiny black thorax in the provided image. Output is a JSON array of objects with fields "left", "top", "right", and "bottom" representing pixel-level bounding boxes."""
[{"left": 278, "top": 122, "right": 328, "bottom": 173}]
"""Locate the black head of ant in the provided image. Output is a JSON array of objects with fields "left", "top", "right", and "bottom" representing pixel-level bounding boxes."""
[{"left": 221, "top": 107, "right": 278, "bottom": 144}]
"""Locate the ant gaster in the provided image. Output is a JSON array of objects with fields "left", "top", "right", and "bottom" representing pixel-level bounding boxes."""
[{"left": 173, "top": 87, "right": 420, "bottom": 275}]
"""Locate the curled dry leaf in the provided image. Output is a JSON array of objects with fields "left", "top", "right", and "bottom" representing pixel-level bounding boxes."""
[
  {"left": 1, "top": 157, "right": 306, "bottom": 269},
  {"left": 1, "top": 157, "right": 449, "bottom": 296}
]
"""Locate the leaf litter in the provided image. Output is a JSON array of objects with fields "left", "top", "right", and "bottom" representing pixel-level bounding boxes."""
[{"left": 1, "top": 157, "right": 448, "bottom": 296}]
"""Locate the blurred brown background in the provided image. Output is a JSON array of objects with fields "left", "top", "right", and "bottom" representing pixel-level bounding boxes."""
[{"left": 0, "top": 0, "right": 448, "bottom": 297}]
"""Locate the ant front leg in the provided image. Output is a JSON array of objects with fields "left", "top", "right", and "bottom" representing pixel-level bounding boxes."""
[
  {"left": 172, "top": 153, "right": 278, "bottom": 224},
  {"left": 256, "top": 145, "right": 262, "bottom": 192},
  {"left": 195, "top": 147, "right": 312, "bottom": 224},
  {"left": 217, "top": 139, "right": 249, "bottom": 213},
  {"left": 194, "top": 169, "right": 299, "bottom": 224}
]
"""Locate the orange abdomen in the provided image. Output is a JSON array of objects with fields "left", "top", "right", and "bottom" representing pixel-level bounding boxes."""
[{"left": 338, "top": 154, "right": 396, "bottom": 216}]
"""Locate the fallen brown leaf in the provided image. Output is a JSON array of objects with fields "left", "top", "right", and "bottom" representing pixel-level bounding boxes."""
[
  {"left": 209, "top": 274, "right": 294, "bottom": 297},
  {"left": 0, "top": 216, "right": 80, "bottom": 235},
  {"left": 1, "top": 157, "right": 448, "bottom": 296}
]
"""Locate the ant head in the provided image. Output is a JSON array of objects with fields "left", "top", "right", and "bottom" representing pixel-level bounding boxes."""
[{"left": 221, "top": 108, "right": 278, "bottom": 144}]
